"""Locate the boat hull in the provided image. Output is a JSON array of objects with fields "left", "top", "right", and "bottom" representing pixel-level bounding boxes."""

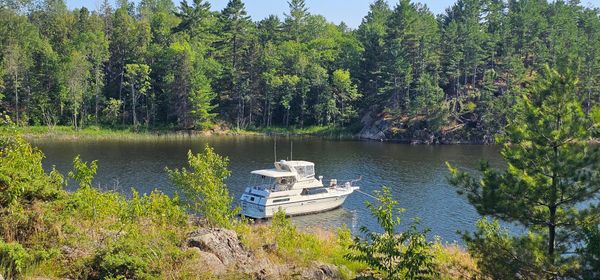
[{"left": 240, "top": 189, "right": 354, "bottom": 219}]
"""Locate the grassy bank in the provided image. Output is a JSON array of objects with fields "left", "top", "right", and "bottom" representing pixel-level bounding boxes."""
[
  {"left": 1, "top": 124, "right": 358, "bottom": 141},
  {"left": 235, "top": 125, "right": 359, "bottom": 139},
  {"left": 1, "top": 125, "right": 174, "bottom": 140}
]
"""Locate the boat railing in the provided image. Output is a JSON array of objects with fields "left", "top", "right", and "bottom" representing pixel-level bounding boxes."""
[
  {"left": 250, "top": 184, "right": 271, "bottom": 193},
  {"left": 329, "top": 176, "right": 362, "bottom": 188}
]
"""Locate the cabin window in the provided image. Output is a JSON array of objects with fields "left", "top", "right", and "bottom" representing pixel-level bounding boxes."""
[
  {"left": 273, "top": 198, "right": 290, "bottom": 203},
  {"left": 295, "top": 165, "right": 315, "bottom": 179},
  {"left": 301, "top": 188, "right": 328, "bottom": 195},
  {"left": 278, "top": 163, "right": 291, "bottom": 172},
  {"left": 249, "top": 175, "right": 276, "bottom": 189}
]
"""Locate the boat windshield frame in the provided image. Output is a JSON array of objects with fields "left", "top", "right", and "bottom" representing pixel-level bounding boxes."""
[{"left": 248, "top": 174, "right": 296, "bottom": 192}]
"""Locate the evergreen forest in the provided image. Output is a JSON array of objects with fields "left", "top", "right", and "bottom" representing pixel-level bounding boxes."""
[{"left": 1, "top": 0, "right": 599, "bottom": 141}]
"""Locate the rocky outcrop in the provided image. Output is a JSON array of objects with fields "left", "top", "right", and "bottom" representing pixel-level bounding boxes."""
[
  {"left": 358, "top": 112, "right": 389, "bottom": 141},
  {"left": 358, "top": 112, "right": 440, "bottom": 143},
  {"left": 185, "top": 228, "right": 343, "bottom": 280},
  {"left": 186, "top": 228, "right": 250, "bottom": 267},
  {"left": 299, "top": 262, "right": 342, "bottom": 280},
  {"left": 186, "top": 228, "right": 284, "bottom": 279},
  {"left": 358, "top": 110, "right": 489, "bottom": 144}
]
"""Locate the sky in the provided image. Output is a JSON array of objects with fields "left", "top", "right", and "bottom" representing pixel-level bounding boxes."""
[{"left": 67, "top": 0, "right": 600, "bottom": 29}]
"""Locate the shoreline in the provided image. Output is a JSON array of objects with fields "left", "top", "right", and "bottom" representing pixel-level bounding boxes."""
[
  {"left": 1, "top": 125, "right": 360, "bottom": 141},
  {"left": 7, "top": 125, "right": 596, "bottom": 145}
]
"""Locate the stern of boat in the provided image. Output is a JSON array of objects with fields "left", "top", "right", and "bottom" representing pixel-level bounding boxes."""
[{"left": 239, "top": 187, "right": 268, "bottom": 219}]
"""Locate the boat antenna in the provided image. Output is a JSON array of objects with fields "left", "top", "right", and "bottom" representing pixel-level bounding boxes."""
[
  {"left": 290, "top": 140, "right": 293, "bottom": 161},
  {"left": 274, "top": 136, "right": 277, "bottom": 162}
]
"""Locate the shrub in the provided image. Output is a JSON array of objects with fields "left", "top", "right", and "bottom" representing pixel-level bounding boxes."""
[
  {"left": 345, "top": 186, "right": 437, "bottom": 280},
  {"left": 68, "top": 155, "right": 98, "bottom": 189},
  {"left": 124, "top": 189, "right": 187, "bottom": 227},
  {"left": 167, "top": 145, "right": 238, "bottom": 228},
  {"left": 91, "top": 243, "right": 152, "bottom": 280},
  {"left": 0, "top": 136, "right": 66, "bottom": 246},
  {"left": 268, "top": 209, "right": 321, "bottom": 264},
  {"left": 430, "top": 239, "right": 480, "bottom": 280},
  {"left": 0, "top": 136, "right": 64, "bottom": 207},
  {"left": 0, "top": 240, "right": 30, "bottom": 279}
]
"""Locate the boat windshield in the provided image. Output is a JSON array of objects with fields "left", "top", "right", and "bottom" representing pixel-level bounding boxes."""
[
  {"left": 294, "top": 165, "right": 315, "bottom": 180},
  {"left": 248, "top": 174, "right": 295, "bottom": 192}
]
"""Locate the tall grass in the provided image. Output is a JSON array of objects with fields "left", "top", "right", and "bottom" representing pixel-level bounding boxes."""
[
  {"left": 3, "top": 124, "right": 360, "bottom": 141},
  {"left": 236, "top": 124, "right": 359, "bottom": 139}
]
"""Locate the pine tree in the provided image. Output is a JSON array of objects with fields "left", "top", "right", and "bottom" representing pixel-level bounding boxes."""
[
  {"left": 356, "top": 0, "right": 392, "bottom": 106},
  {"left": 219, "top": 0, "right": 253, "bottom": 129},
  {"left": 284, "top": 0, "right": 308, "bottom": 42},
  {"left": 448, "top": 66, "right": 600, "bottom": 277},
  {"left": 383, "top": 0, "right": 441, "bottom": 115}
]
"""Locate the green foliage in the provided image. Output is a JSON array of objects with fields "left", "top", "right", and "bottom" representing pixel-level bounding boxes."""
[
  {"left": 463, "top": 219, "right": 547, "bottom": 279},
  {"left": 327, "top": 69, "right": 361, "bottom": 125},
  {"left": 124, "top": 64, "right": 151, "bottom": 127},
  {"left": 93, "top": 250, "right": 150, "bottom": 280},
  {"left": 166, "top": 39, "right": 216, "bottom": 129},
  {"left": 68, "top": 155, "right": 98, "bottom": 189},
  {"left": 0, "top": 136, "right": 193, "bottom": 279},
  {"left": 270, "top": 209, "right": 297, "bottom": 250},
  {"left": 102, "top": 98, "right": 123, "bottom": 126},
  {"left": 0, "top": 240, "right": 30, "bottom": 279},
  {"left": 125, "top": 190, "right": 187, "bottom": 226},
  {"left": 0, "top": 136, "right": 63, "bottom": 207},
  {"left": 345, "top": 186, "right": 437, "bottom": 279},
  {"left": 167, "top": 144, "right": 237, "bottom": 228},
  {"left": 1, "top": 0, "right": 599, "bottom": 143},
  {"left": 62, "top": 50, "right": 91, "bottom": 130},
  {"left": 269, "top": 211, "right": 322, "bottom": 265},
  {"left": 448, "top": 66, "right": 600, "bottom": 278},
  {"left": 579, "top": 217, "right": 600, "bottom": 280},
  {"left": 264, "top": 209, "right": 364, "bottom": 274}
]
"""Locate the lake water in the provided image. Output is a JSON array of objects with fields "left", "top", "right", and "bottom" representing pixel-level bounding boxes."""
[{"left": 32, "top": 136, "right": 503, "bottom": 243}]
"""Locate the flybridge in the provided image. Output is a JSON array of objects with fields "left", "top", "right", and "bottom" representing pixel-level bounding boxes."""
[
  {"left": 250, "top": 169, "right": 295, "bottom": 178},
  {"left": 250, "top": 160, "right": 316, "bottom": 179}
]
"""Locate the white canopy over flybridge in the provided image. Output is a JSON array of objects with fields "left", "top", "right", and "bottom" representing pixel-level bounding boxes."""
[
  {"left": 251, "top": 169, "right": 296, "bottom": 178},
  {"left": 275, "top": 160, "right": 315, "bottom": 179},
  {"left": 280, "top": 160, "right": 314, "bottom": 167}
]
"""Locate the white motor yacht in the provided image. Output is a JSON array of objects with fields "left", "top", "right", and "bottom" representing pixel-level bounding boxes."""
[{"left": 239, "top": 160, "right": 359, "bottom": 219}]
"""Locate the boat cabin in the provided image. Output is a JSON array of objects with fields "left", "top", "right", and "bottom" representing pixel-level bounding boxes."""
[{"left": 249, "top": 160, "right": 320, "bottom": 192}]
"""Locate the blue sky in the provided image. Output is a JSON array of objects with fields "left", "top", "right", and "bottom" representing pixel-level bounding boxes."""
[{"left": 68, "top": 0, "right": 600, "bottom": 28}]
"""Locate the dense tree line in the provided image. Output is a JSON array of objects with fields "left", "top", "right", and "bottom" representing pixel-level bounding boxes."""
[{"left": 1, "top": 0, "right": 600, "bottom": 137}]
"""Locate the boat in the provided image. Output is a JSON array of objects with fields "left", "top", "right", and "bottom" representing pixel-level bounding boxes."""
[{"left": 239, "top": 160, "right": 359, "bottom": 219}]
